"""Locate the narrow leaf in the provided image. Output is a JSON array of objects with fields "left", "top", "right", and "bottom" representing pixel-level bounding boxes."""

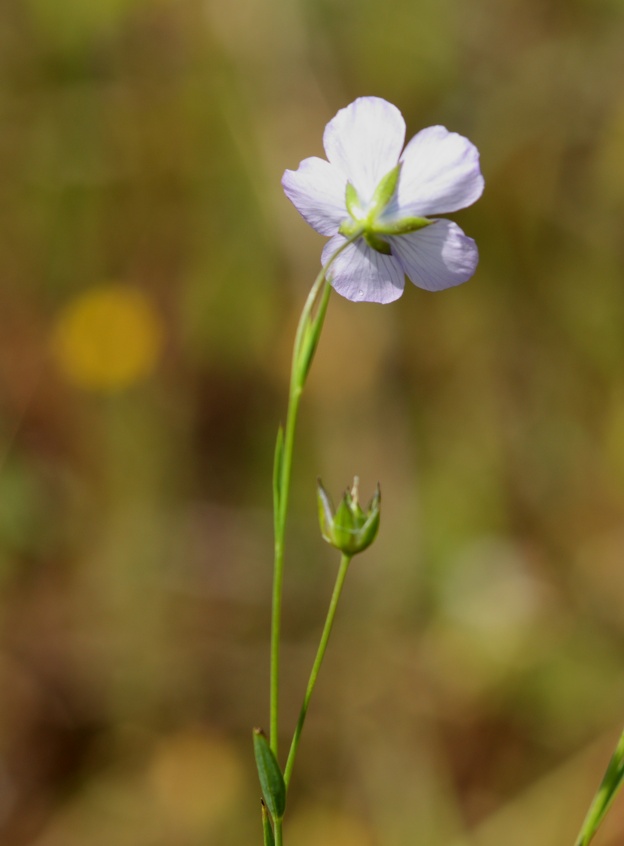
[
  {"left": 253, "top": 728, "right": 286, "bottom": 821},
  {"left": 261, "top": 800, "right": 275, "bottom": 846},
  {"left": 296, "top": 280, "right": 332, "bottom": 386}
]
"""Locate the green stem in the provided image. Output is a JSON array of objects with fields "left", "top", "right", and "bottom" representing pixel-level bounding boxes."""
[
  {"left": 284, "top": 552, "right": 353, "bottom": 787},
  {"left": 269, "top": 232, "right": 362, "bottom": 758},
  {"left": 269, "top": 267, "right": 329, "bottom": 756},
  {"left": 274, "top": 818, "right": 283, "bottom": 846},
  {"left": 269, "top": 378, "right": 302, "bottom": 754}
]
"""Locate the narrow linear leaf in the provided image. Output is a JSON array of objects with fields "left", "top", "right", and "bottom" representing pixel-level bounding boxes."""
[
  {"left": 309, "top": 279, "right": 332, "bottom": 339},
  {"left": 253, "top": 728, "right": 286, "bottom": 821},
  {"left": 296, "top": 281, "right": 332, "bottom": 386},
  {"left": 261, "top": 800, "right": 275, "bottom": 846},
  {"left": 296, "top": 318, "right": 315, "bottom": 386}
]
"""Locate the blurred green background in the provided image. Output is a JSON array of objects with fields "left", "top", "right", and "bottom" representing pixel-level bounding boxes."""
[{"left": 2, "top": 0, "right": 624, "bottom": 843}]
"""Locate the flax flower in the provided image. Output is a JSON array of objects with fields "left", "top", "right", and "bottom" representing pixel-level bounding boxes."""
[{"left": 282, "top": 96, "right": 484, "bottom": 303}]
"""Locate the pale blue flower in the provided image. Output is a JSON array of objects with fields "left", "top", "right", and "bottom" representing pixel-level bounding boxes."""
[{"left": 282, "top": 96, "right": 484, "bottom": 304}]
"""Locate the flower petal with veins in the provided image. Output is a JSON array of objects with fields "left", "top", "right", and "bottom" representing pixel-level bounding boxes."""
[
  {"left": 321, "top": 234, "right": 405, "bottom": 304},
  {"left": 389, "top": 220, "right": 479, "bottom": 292}
]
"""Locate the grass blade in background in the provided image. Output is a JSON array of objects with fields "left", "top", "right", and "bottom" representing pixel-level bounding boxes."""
[{"left": 575, "top": 729, "right": 624, "bottom": 846}]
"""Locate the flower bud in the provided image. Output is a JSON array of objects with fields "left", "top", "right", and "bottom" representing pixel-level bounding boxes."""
[{"left": 317, "top": 477, "right": 380, "bottom": 556}]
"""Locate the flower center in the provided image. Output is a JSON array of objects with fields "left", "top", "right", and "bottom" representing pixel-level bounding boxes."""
[{"left": 339, "top": 163, "right": 432, "bottom": 255}]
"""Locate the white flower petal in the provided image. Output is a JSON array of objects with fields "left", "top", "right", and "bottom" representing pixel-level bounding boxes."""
[
  {"left": 323, "top": 97, "right": 405, "bottom": 206},
  {"left": 392, "top": 126, "right": 484, "bottom": 217},
  {"left": 322, "top": 234, "right": 405, "bottom": 303},
  {"left": 390, "top": 220, "right": 479, "bottom": 292},
  {"left": 282, "top": 157, "right": 347, "bottom": 236}
]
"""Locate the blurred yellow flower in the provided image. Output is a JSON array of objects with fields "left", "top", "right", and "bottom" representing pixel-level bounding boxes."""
[{"left": 52, "top": 285, "right": 164, "bottom": 392}]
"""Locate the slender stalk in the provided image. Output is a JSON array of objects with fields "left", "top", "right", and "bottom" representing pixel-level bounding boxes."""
[
  {"left": 269, "top": 233, "right": 362, "bottom": 757},
  {"left": 269, "top": 270, "right": 329, "bottom": 755},
  {"left": 269, "top": 376, "right": 303, "bottom": 753},
  {"left": 274, "top": 818, "right": 283, "bottom": 846},
  {"left": 284, "top": 552, "right": 353, "bottom": 787}
]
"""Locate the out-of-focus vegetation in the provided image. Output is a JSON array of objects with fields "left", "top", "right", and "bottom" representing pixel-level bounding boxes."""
[{"left": 2, "top": 0, "right": 624, "bottom": 843}]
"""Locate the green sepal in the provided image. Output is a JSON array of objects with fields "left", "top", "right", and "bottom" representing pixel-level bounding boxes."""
[
  {"left": 375, "top": 215, "right": 432, "bottom": 235},
  {"left": 370, "top": 163, "right": 401, "bottom": 211},
  {"left": 317, "top": 478, "right": 381, "bottom": 556},
  {"left": 317, "top": 482, "right": 335, "bottom": 545},
  {"left": 339, "top": 165, "right": 411, "bottom": 255},
  {"left": 253, "top": 728, "right": 286, "bottom": 822},
  {"left": 339, "top": 217, "right": 362, "bottom": 237},
  {"left": 345, "top": 182, "right": 362, "bottom": 219},
  {"left": 363, "top": 231, "right": 392, "bottom": 255},
  {"left": 261, "top": 800, "right": 276, "bottom": 846},
  {"left": 272, "top": 426, "right": 284, "bottom": 529}
]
